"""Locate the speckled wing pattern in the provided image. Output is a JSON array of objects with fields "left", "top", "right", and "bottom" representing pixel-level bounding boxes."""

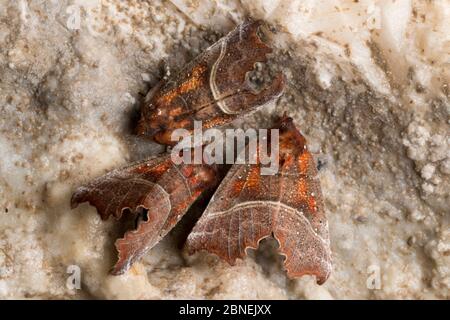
[
  {"left": 186, "top": 116, "right": 332, "bottom": 284},
  {"left": 71, "top": 154, "right": 218, "bottom": 275},
  {"left": 136, "top": 19, "right": 285, "bottom": 145}
]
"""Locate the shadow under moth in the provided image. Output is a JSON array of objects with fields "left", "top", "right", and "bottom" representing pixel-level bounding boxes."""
[{"left": 71, "top": 19, "right": 332, "bottom": 284}]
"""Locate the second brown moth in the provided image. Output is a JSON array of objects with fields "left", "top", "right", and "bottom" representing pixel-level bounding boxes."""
[{"left": 71, "top": 19, "right": 332, "bottom": 284}]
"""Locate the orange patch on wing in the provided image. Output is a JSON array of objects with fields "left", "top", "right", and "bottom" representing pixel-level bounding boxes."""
[
  {"left": 134, "top": 160, "right": 170, "bottom": 175},
  {"left": 158, "top": 65, "right": 206, "bottom": 105},
  {"left": 172, "top": 191, "right": 203, "bottom": 219},
  {"left": 296, "top": 174, "right": 318, "bottom": 214},
  {"left": 181, "top": 165, "right": 194, "bottom": 177},
  {"left": 203, "top": 116, "right": 230, "bottom": 129},
  {"left": 230, "top": 179, "right": 245, "bottom": 198}
]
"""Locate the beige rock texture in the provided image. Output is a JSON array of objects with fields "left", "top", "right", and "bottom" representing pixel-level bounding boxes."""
[{"left": 0, "top": 0, "right": 448, "bottom": 299}]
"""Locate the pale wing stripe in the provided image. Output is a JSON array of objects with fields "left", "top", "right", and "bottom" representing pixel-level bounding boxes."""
[
  {"left": 171, "top": 162, "right": 193, "bottom": 197},
  {"left": 202, "top": 200, "right": 327, "bottom": 244}
]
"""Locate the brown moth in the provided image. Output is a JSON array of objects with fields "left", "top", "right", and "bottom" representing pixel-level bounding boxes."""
[
  {"left": 71, "top": 152, "right": 218, "bottom": 275},
  {"left": 186, "top": 116, "right": 332, "bottom": 284},
  {"left": 136, "top": 19, "right": 285, "bottom": 145},
  {"left": 70, "top": 19, "right": 332, "bottom": 283}
]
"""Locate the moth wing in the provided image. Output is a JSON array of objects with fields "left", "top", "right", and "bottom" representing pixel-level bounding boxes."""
[
  {"left": 71, "top": 157, "right": 171, "bottom": 220},
  {"left": 186, "top": 117, "right": 332, "bottom": 284}
]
